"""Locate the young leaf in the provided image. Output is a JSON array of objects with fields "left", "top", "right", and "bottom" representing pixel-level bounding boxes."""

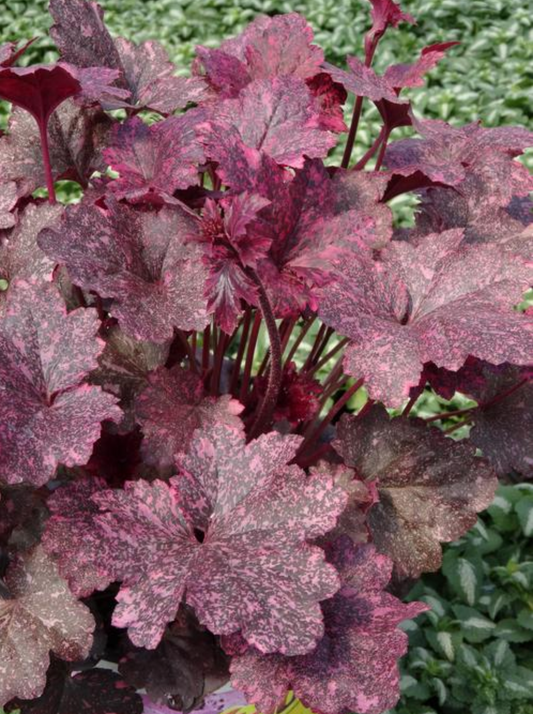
[
  {"left": 0, "top": 546, "right": 94, "bottom": 707},
  {"left": 38, "top": 200, "right": 209, "bottom": 342},
  {"left": 334, "top": 406, "right": 498, "bottom": 576},
  {"left": 0, "top": 283, "right": 121, "bottom": 486},
  {"left": 319, "top": 229, "right": 533, "bottom": 406}
]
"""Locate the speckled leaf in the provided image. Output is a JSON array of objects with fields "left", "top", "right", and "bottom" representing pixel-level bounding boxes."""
[
  {"left": 59, "top": 425, "right": 345, "bottom": 652},
  {"left": 0, "top": 282, "right": 121, "bottom": 486},
  {"left": 115, "top": 38, "right": 208, "bottom": 114},
  {"left": 384, "top": 42, "right": 460, "bottom": 88},
  {"left": 49, "top": 0, "right": 123, "bottom": 75},
  {"left": 38, "top": 200, "right": 209, "bottom": 342},
  {"left": 104, "top": 115, "right": 205, "bottom": 203},
  {"left": 0, "top": 102, "right": 113, "bottom": 196},
  {"left": 6, "top": 659, "right": 143, "bottom": 714},
  {"left": 319, "top": 228, "right": 533, "bottom": 406},
  {"left": 323, "top": 57, "right": 404, "bottom": 104},
  {"left": 195, "top": 13, "right": 323, "bottom": 98},
  {"left": 385, "top": 116, "right": 533, "bottom": 186},
  {"left": 366, "top": 0, "right": 416, "bottom": 44},
  {"left": 0, "top": 545, "right": 94, "bottom": 707},
  {"left": 470, "top": 365, "right": 533, "bottom": 478},
  {"left": 230, "top": 538, "right": 426, "bottom": 714},
  {"left": 0, "top": 202, "right": 62, "bottom": 314},
  {"left": 42, "top": 477, "right": 114, "bottom": 597},
  {"left": 198, "top": 76, "right": 336, "bottom": 170},
  {"left": 334, "top": 406, "right": 498, "bottom": 576},
  {"left": 135, "top": 364, "right": 243, "bottom": 471},
  {"left": 307, "top": 73, "right": 347, "bottom": 133},
  {"left": 0, "top": 182, "right": 17, "bottom": 229},
  {"left": 119, "top": 608, "right": 229, "bottom": 713}
]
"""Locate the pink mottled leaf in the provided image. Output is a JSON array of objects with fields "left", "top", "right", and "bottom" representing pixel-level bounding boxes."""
[
  {"left": 38, "top": 200, "right": 209, "bottom": 342},
  {"left": 0, "top": 282, "right": 121, "bottom": 486},
  {"left": 118, "top": 607, "right": 229, "bottom": 713},
  {"left": 0, "top": 201, "right": 63, "bottom": 314},
  {"left": 6, "top": 659, "right": 143, "bottom": 714},
  {"left": 198, "top": 76, "right": 336, "bottom": 170},
  {"left": 469, "top": 365, "right": 533, "bottom": 478},
  {"left": 384, "top": 42, "right": 460, "bottom": 88},
  {"left": 103, "top": 114, "right": 205, "bottom": 203},
  {"left": 366, "top": 0, "right": 416, "bottom": 44},
  {"left": 0, "top": 546, "right": 94, "bottom": 707},
  {"left": 306, "top": 73, "right": 347, "bottom": 133},
  {"left": 53, "top": 425, "right": 345, "bottom": 652},
  {"left": 319, "top": 228, "right": 533, "bottom": 406},
  {"left": 195, "top": 13, "right": 323, "bottom": 98},
  {"left": 334, "top": 406, "right": 498, "bottom": 576},
  {"left": 0, "top": 182, "right": 17, "bottom": 229},
  {"left": 230, "top": 537, "right": 427, "bottom": 714},
  {"left": 134, "top": 364, "right": 244, "bottom": 472},
  {"left": 323, "top": 56, "right": 404, "bottom": 104}
]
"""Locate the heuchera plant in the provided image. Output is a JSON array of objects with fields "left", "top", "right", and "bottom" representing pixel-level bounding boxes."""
[{"left": 0, "top": 1, "right": 531, "bottom": 713}]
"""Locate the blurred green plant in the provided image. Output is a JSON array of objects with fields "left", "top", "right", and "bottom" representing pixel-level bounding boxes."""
[{"left": 386, "top": 483, "right": 533, "bottom": 714}]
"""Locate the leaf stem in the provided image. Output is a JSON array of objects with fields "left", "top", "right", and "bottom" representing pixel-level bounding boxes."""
[
  {"left": 353, "top": 125, "right": 387, "bottom": 170},
  {"left": 230, "top": 308, "right": 252, "bottom": 395},
  {"left": 341, "top": 96, "right": 364, "bottom": 169},
  {"left": 239, "top": 309, "right": 261, "bottom": 403},
  {"left": 248, "top": 274, "right": 283, "bottom": 440},
  {"left": 37, "top": 119, "right": 56, "bottom": 204}
]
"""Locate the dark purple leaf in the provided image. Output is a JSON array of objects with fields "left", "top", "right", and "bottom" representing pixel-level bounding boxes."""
[
  {"left": 0, "top": 39, "right": 36, "bottom": 68},
  {"left": 50, "top": 425, "right": 345, "bottom": 652},
  {"left": 119, "top": 607, "right": 229, "bottom": 713},
  {"left": 103, "top": 114, "right": 205, "bottom": 203},
  {"left": 0, "top": 545, "right": 94, "bottom": 707},
  {"left": 230, "top": 537, "right": 427, "bottom": 714},
  {"left": 38, "top": 200, "right": 209, "bottom": 342},
  {"left": 252, "top": 362, "right": 322, "bottom": 427},
  {"left": 115, "top": 38, "right": 208, "bottom": 113},
  {"left": 319, "top": 228, "right": 533, "bottom": 406},
  {"left": 0, "top": 202, "right": 62, "bottom": 314},
  {"left": 198, "top": 76, "right": 336, "bottom": 170},
  {"left": 306, "top": 73, "right": 347, "bottom": 133},
  {"left": 469, "top": 365, "right": 533, "bottom": 478},
  {"left": 334, "top": 406, "right": 498, "bottom": 576},
  {"left": 0, "top": 282, "right": 121, "bottom": 486},
  {"left": 6, "top": 659, "right": 143, "bottom": 714},
  {"left": 323, "top": 56, "right": 404, "bottom": 104},
  {"left": 134, "top": 364, "right": 243, "bottom": 472}
]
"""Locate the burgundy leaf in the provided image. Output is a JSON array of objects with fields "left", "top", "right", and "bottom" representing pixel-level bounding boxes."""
[
  {"left": 319, "top": 228, "right": 533, "bottom": 406},
  {"left": 385, "top": 115, "right": 533, "bottom": 186},
  {"left": 38, "top": 201, "right": 209, "bottom": 342},
  {"left": 306, "top": 73, "right": 348, "bottom": 133},
  {"left": 0, "top": 182, "right": 17, "bottom": 229},
  {"left": 366, "top": 0, "right": 416, "bottom": 43},
  {"left": 0, "top": 102, "right": 113, "bottom": 196},
  {"left": 230, "top": 538, "right": 427, "bottom": 714},
  {"left": 334, "top": 406, "right": 498, "bottom": 576},
  {"left": 6, "top": 659, "right": 143, "bottom": 714},
  {"left": 252, "top": 362, "right": 321, "bottom": 427},
  {"left": 134, "top": 364, "right": 243, "bottom": 472},
  {"left": 384, "top": 42, "right": 460, "bottom": 88},
  {"left": 323, "top": 56, "right": 404, "bottom": 104},
  {"left": 42, "top": 477, "right": 114, "bottom": 597},
  {"left": 103, "top": 114, "right": 205, "bottom": 203},
  {"left": 414, "top": 356, "right": 489, "bottom": 401},
  {"left": 194, "top": 13, "right": 323, "bottom": 98},
  {"left": 469, "top": 365, "right": 533, "bottom": 478},
  {"left": 115, "top": 38, "right": 208, "bottom": 114},
  {"left": 0, "top": 546, "right": 94, "bottom": 707},
  {"left": 0, "top": 39, "right": 36, "bottom": 68},
  {"left": 0, "top": 202, "right": 62, "bottom": 314},
  {"left": 119, "top": 608, "right": 229, "bottom": 713},
  {"left": 0, "top": 282, "right": 121, "bottom": 486},
  {"left": 198, "top": 76, "right": 336, "bottom": 170},
  {"left": 53, "top": 425, "right": 345, "bottom": 652}
]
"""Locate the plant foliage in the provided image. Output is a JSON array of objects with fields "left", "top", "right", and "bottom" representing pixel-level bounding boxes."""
[{"left": 0, "top": 1, "right": 531, "bottom": 713}]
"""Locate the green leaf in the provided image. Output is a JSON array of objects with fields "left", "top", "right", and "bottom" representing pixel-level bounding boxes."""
[
  {"left": 517, "top": 608, "right": 533, "bottom": 631},
  {"left": 425, "top": 629, "right": 460, "bottom": 661},
  {"left": 443, "top": 551, "right": 483, "bottom": 605},
  {"left": 503, "top": 668, "right": 533, "bottom": 699},
  {"left": 515, "top": 496, "right": 533, "bottom": 537},
  {"left": 487, "top": 590, "right": 511, "bottom": 620},
  {"left": 494, "top": 619, "right": 533, "bottom": 643},
  {"left": 452, "top": 605, "right": 496, "bottom": 643},
  {"left": 401, "top": 674, "right": 432, "bottom": 701}
]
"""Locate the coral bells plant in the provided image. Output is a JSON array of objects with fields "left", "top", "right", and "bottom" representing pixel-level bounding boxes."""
[{"left": 0, "top": 0, "right": 531, "bottom": 712}]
